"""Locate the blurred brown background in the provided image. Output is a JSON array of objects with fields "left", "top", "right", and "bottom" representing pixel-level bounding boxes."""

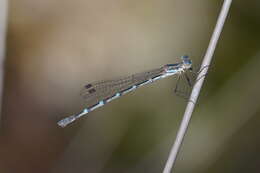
[{"left": 0, "top": 0, "right": 260, "bottom": 173}]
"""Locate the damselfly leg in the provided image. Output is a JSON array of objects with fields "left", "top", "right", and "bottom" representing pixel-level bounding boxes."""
[
  {"left": 174, "top": 72, "right": 193, "bottom": 99},
  {"left": 174, "top": 65, "right": 210, "bottom": 99}
]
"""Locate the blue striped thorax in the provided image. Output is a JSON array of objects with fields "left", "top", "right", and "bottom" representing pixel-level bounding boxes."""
[{"left": 163, "top": 63, "right": 181, "bottom": 74}]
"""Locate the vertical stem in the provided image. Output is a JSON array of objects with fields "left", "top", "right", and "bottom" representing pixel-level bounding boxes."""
[
  {"left": 163, "top": 0, "right": 232, "bottom": 172},
  {"left": 0, "top": 0, "right": 8, "bottom": 124}
]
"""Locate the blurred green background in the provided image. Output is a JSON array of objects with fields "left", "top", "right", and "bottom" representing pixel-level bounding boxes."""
[{"left": 1, "top": 0, "right": 260, "bottom": 173}]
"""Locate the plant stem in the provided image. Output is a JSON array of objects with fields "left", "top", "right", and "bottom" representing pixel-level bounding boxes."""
[{"left": 162, "top": 0, "right": 233, "bottom": 172}]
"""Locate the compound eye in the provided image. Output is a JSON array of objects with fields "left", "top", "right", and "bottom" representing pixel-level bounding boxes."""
[{"left": 182, "top": 55, "right": 189, "bottom": 59}]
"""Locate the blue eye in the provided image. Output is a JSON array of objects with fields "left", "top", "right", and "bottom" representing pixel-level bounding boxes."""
[{"left": 182, "top": 55, "right": 189, "bottom": 59}]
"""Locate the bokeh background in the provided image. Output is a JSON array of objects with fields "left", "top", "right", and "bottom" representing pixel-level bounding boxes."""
[{"left": 0, "top": 0, "right": 260, "bottom": 173}]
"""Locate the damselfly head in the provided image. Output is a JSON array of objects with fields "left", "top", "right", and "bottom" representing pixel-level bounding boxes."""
[{"left": 181, "top": 55, "right": 192, "bottom": 70}]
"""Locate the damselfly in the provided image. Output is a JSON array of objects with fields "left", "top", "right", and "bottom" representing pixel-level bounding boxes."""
[{"left": 58, "top": 55, "right": 192, "bottom": 127}]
